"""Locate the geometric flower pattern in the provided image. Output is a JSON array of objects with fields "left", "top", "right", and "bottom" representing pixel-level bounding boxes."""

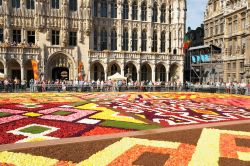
[
  {"left": 38, "top": 108, "right": 96, "bottom": 122},
  {"left": 1, "top": 128, "right": 250, "bottom": 165},
  {"left": 0, "top": 92, "right": 249, "bottom": 145}
]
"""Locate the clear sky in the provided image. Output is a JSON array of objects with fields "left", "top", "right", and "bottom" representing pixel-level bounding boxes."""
[{"left": 186, "top": 0, "right": 207, "bottom": 30}]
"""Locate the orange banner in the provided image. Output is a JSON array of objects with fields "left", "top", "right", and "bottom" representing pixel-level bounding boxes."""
[
  {"left": 31, "top": 60, "right": 39, "bottom": 81},
  {"left": 78, "top": 61, "right": 83, "bottom": 81}
]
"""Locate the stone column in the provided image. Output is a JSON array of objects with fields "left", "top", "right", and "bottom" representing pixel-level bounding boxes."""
[
  {"left": 165, "top": 63, "right": 169, "bottom": 82},
  {"left": 137, "top": 67, "right": 140, "bottom": 82},
  {"left": 104, "top": 68, "right": 107, "bottom": 81},
  {"left": 120, "top": 64, "right": 124, "bottom": 76},
  {"left": 21, "top": 65, "right": 24, "bottom": 81},
  {"left": 4, "top": 65, "right": 7, "bottom": 78},
  {"left": 179, "top": 61, "right": 184, "bottom": 83},
  {"left": 152, "top": 65, "right": 155, "bottom": 82}
]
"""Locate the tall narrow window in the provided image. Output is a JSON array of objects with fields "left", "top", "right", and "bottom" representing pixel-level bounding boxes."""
[
  {"left": 94, "top": 30, "right": 98, "bottom": 50},
  {"left": 160, "top": 31, "right": 165, "bottom": 52},
  {"left": 141, "top": 2, "right": 147, "bottom": 21},
  {"left": 52, "top": 30, "right": 60, "bottom": 45},
  {"left": 69, "top": 32, "right": 77, "bottom": 46},
  {"left": 12, "top": 0, "right": 20, "bottom": 8},
  {"left": 132, "top": 1, "right": 138, "bottom": 20},
  {"left": 132, "top": 29, "right": 138, "bottom": 51},
  {"left": 100, "top": 29, "right": 107, "bottom": 50},
  {"left": 13, "top": 30, "right": 21, "bottom": 43},
  {"left": 152, "top": 31, "right": 157, "bottom": 52},
  {"left": 69, "top": 0, "right": 77, "bottom": 11},
  {"left": 26, "top": 0, "right": 35, "bottom": 9},
  {"left": 160, "top": 4, "right": 166, "bottom": 23},
  {"left": 93, "top": 0, "right": 98, "bottom": 17},
  {"left": 169, "top": 32, "right": 171, "bottom": 53},
  {"left": 123, "top": 0, "right": 129, "bottom": 19},
  {"left": 111, "top": 0, "right": 117, "bottom": 18},
  {"left": 101, "top": 0, "right": 108, "bottom": 17},
  {"left": 152, "top": 3, "right": 158, "bottom": 22},
  {"left": 169, "top": 5, "right": 172, "bottom": 24},
  {"left": 27, "top": 31, "right": 35, "bottom": 44},
  {"left": 52, "top": 0, "right": 59, "bottom": 9},
  {"left": 122, "top": 29, "right": 129, "bottom": 51},
  {"left": 0, "top": 28, "right": 4, "bottom": 42},
  {"left": 111, "top": 29, "right": 117, "bottom": 50},
  {"left": 141, "top": 30, "right": 147, "bottom": 52}
]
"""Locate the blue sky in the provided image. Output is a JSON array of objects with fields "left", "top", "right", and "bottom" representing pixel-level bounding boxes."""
[{"left": 186, "top": 0, "right": 207, "bottom": 30}]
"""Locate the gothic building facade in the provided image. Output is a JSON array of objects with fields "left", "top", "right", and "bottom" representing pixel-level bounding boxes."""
[
  {"left": 204, "top": 0, "right": 250, "bottom": 83},
  {"left": 0, "top": 0, "right": 186, "bottom": 82}
]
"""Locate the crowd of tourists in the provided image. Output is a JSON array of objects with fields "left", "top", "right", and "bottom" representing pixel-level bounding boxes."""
[{"left": 0, "top": 77, "right": 249, "bottom": 95}]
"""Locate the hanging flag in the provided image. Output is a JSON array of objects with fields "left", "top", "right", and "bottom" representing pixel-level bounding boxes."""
[
  {"left": 78, "top": 61, "right": 83, "bottom": 81},
  {"left": 31, "top": 60, "right": 39, "bottom": 81},
  {"left": 183, "top": 34, "right": 192, "bottom": 50}
]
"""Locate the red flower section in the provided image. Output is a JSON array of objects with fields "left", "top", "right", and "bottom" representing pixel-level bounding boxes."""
[
  {"left": 0, "top": 118, "right": 91, "bottom": 144},
  {"left": 82, "top": 126, "right": 133, "bottom": 136}
]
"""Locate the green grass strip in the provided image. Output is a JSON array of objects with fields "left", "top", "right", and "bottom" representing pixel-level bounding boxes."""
[
  {"left": 71, "top": 101, "right": 90, "bottom": 107},
  {"left": 19, "top": 126, "right": 50, "bottom": 134},
  {"left": 0, "top": 112, "right": 12, "bottom": 117},
  {"left": 100, "top": 120, "right": 160, "bottom": 130}
]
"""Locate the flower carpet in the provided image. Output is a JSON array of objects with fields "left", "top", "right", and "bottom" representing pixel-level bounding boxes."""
[
  {"left": 0, "top": 92, "right": 249, "bottom": 145},
  {"left": 2, "top": 123, "right": 250, "bottom": 166}
]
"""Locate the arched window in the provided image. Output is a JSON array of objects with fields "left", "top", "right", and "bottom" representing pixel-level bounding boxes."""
[
  {"left": 160, "top": 31, "right": 166, "bottom": 52},
  {"left": 111, "top": 0, "right": 117, "bottom": 18},
  {"left": 122, "top": 29, "right": 129, "bottom": 51},
  {"left": 111, "top": 29, "right": 117, "bottom": 50},
  {"left": 160, "top": 4, "right": 166, "bottom": 23},
  {"left": 160, "top": 66, "right": 166, "bottom": 81},
  {"left": 152, "top": 31, "right": 157, "bottom": 52},
  {"left": 111, "top": 64, "right": 118, "bottom": 75},
  {"left": 93, "top": 0, "right": 98, "bottom": 17},
  {"left": 141, "top": 65, "right": 147, "bottom": 81},
  {"left": 132, "top": 29, "right": 138, "bottom": 51},
  {"left": 93, "top": 29, "right": 98, "bottom": 50},
  {"left": 123, "top": 0, "right": 129, "bottom": 19},
  {"left": 27, "top": 0, "right": 35, "bottom": 9},
  {"left": 100, "top": 28, "right": 107, "bottom": 50},
  {"left": 141, "top": 2, "right": 147, "bottom": 21},
  {"left": 152, "top": 2, "right": 158, "bottom": 22},
  {"left": 141, "top": 30, "right": 147, "bottom": 52},
  {"left": 132, "top": 1, "right": 138, "bottom": 20},
  {"left": 101, "top": 0, "right": 108, "bottom": 17}
]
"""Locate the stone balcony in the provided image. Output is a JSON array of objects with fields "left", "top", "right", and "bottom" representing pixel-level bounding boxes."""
[
  {"left": 88, "top": 50, "right": 183, "bottom": 64},
  {"left": 0, "top": 46, "right": 40, "bottom": 61}
]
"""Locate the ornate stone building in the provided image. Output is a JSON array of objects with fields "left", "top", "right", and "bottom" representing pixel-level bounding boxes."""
[
  {"left": 0, "top": 0, "right": 186, "bottom": 82},
  {"left": 204, "top": 0, "right": 250, "bottom": 82}
]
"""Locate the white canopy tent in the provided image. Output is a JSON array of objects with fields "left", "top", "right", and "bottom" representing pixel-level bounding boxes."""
[{"left": 108, "top": 72, "right": 127, "bottom": 81}]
